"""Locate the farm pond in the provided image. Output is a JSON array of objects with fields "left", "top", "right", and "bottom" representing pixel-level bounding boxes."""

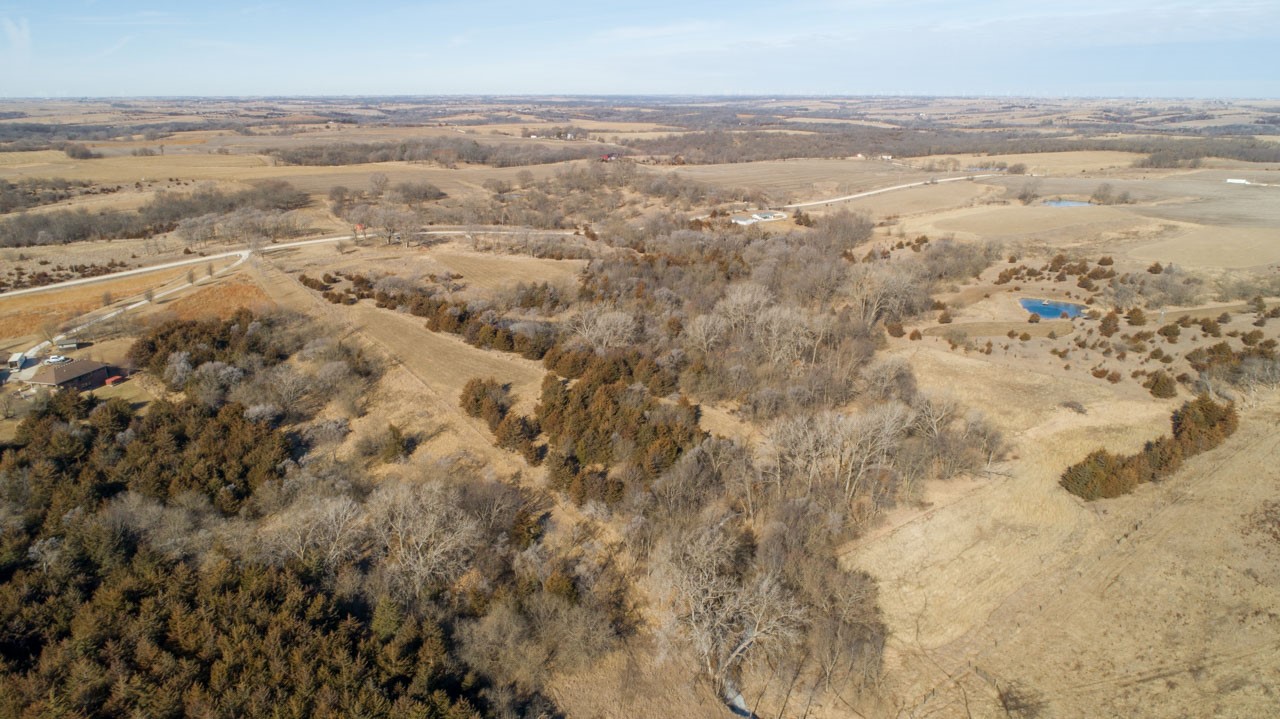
[{"left": 1020, "top": 298, "right": 1086, "bottom": 319}]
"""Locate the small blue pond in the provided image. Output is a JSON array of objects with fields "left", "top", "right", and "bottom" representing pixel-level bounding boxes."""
[
  {"left": 1020, "top": 298, "right": 1086, "bottom": 319},
  {"left": 1043, "top": 199, "right": 1092, "bottom": 207}
]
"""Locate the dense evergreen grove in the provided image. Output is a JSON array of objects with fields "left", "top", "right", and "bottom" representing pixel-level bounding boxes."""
[
  {"left": 0, "top": 313, "right": 620, "bottom": 718},
  {"left": 0, "top": 181, "right": 308, "bottom": 247},
  {"left": 0, "top": 393, "right": 444, "bottom": 717},
  {"left": 127, "top": 309, "right": 294, "bottom": 376},
  {"left": 535, "top": 349, "right": 700, "bottom": 507},
  {"left": 1059, "top": 396, "right": 1238, "bottom": 500}
]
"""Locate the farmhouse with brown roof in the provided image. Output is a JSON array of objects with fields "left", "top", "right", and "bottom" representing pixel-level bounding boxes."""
[{"left": 27, "top": 360, "right": 110, "bottom": 391}]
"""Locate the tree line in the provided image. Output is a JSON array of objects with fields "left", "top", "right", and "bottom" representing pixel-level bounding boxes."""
[
  {"left": 0, "top": 180, "right": 309, "bottom": 247},
  {"left": 268, "top": 137, "right": 610, "bottom": 168},
  {"left": 423, "top": 161, "right": 762, "bottom": 230},
  {"left": 0, "top": 120, "right": 251, "bottom": 153},
  {"left": 625, "top": 128, "right": 1280, "bottom": 165},
  {"left": 0, "top": 177, "right": 96, "bottom": 214}
]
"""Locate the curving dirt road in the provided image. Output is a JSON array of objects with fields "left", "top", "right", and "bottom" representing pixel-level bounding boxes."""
[{"left": 9, "top": 228, "right": 578, "bottom": 359}]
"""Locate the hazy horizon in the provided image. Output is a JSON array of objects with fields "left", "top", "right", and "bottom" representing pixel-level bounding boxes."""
[{"left": 2, "top": 0, "right": 1278, "bottom": 98}]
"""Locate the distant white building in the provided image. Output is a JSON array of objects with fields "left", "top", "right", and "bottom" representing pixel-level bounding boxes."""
[{"left": 730, "top": 211, "right": 787, "bottom": 226}]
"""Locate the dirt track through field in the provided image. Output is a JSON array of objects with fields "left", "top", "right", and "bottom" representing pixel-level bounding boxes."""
[
  {"left": 246, "top": 259, "right": 543, "bottom": 471},
  {"left": 344, "top": 303, "right": 547, "bottom": 416}
]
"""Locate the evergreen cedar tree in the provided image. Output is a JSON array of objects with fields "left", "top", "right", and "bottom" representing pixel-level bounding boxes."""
[
  {"left": 1060, "top": 395, "right": 1237, "bottom": 500},
  {"left": 461, "top": 347, "right": 700, "bottom": 508}
]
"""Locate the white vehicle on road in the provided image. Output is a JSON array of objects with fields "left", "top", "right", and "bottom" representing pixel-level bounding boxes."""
[{"left": 43, "top": 355, "right": 72, "bottom": 366}]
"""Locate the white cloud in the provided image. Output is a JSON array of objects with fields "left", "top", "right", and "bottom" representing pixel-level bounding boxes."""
[
  {"left": 94, "top": 34, "right": 134, "bottom": 60},
  {"left": 2, "top": 16, "right": 31, "bottom": 58},
  {"left": 68, "top": 11, "right": 187, "bottom": 26},
  {"left": 593, "top": 21, "right": 716, "bottom": 43}
]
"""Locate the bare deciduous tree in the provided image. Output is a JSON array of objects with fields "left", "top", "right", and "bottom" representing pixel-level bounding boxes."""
[
  {"left": 366, "top": 480, "right": 481, "bottom": 599},
  {"left": 163, "top": 351, "right": 192, "bottom": 388},
  {"left": 258, "top": 495, "right": 366, "bottom": 572},
  {"left": 861, "top": 356, "right": 917, "bottom": 403},
  {"left": 683, "top": 313, "right": 727, "bottom": 355},
  {"left": 571, "top": 307, "right": 638, "bottom": 352},
  {"left": 755, "top": 306, "right": 815, "bottom": 367},
  {"left": 714, "top": 283, "right": 774, "bottom": 334},
  {"left": 912, "top": 391, "right": 959, "bottom": 440},
  {"left": 846, "top": 263, "right": 929, "bottom": 326},
  {"left": 374, "top": 206, "right": 415, "bottom": 245},
  {"left": 655, "top": 518, "right": 805, "bottom": 695}
]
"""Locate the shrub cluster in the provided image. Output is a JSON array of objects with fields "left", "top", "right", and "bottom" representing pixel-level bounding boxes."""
[
  {"left": 994, "top": 253, "right": 1114, "bottom": 288},
  {"left": 1186, "top": 340, "right": 1277, "bottom": 375},
  {"left": 459, "top": 379, "right": 544, "bottom": 465},
  {"left": 1060, "top": 396, "right": 1238, "bottom": 500}
]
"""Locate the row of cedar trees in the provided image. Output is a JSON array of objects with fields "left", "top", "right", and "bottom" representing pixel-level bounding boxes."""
[
  {"left": 376, "top": 289, "right": 558, "bottom": 360},
  {"left": 335, "top": 284, "right": 704, "bottom": 502},
  {"left": 1059, "top": 395, "right": 1238, "bottom": 500},
  {"left": 462, "top": 347, "right": 701, "bottom": 508}
]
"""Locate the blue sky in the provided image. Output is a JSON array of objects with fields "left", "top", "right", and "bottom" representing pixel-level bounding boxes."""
[{"left": 1, "top": 1, "right": 1277, "bottom": 97}]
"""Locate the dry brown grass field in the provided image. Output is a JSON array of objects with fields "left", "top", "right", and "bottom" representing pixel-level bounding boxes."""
[
  {"left": 263, "top": 239, "right": 586, "bottom": 294},
  {"left": 835, "top": 179, "right": 996, "bottom": 217},
  {"left": 843, "top": 382, "right": 1280, "bottom": 718},
  {"left": 0, "top": 267, "right": 188, "bottom": 340},
  {"left": 163, "top": 278, "right": 275, "bottom": 320},
  {"left": 910, "top": 150, "right": 1146, "bottom": 174},
  {"left": 0, "top": 149, "right": 571, "bottom": 201},
  {"left": 240, "top": 258, "right": 534, "bottom": 475},
  {"left": 806, "top": 155, "right": 1280, "bottom": 717},
  {"left": 651, "top": 158, "right": 940, "bottom": 201}
]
